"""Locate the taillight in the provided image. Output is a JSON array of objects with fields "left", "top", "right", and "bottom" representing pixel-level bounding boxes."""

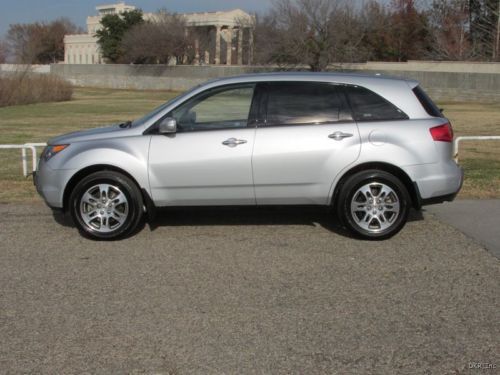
[{"left": 430, "top": 122, "right": 453, "bottom": 142}]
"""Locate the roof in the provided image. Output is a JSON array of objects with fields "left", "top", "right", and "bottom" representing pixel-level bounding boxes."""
[
  {"left": 197, "top": 72, "right": 425, "bottom": 119},
  {"left": 206, "top": 71, "right": 419, "bottom": 87}
]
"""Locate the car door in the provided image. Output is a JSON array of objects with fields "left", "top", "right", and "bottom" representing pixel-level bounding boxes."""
[
  {"left": 148, "top": 83, "right": 258, "bottom": 206},
  {"left": 252, "top": 82, "right": 361, "bottom": 205}
]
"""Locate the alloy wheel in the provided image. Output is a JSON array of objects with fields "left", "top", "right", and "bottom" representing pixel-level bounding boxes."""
[
  {"left": 350, "top": 182, "right": 400, "bottom": 233},
  {"left": 79, "top": 183, "right": 129, "bottom": 233}
]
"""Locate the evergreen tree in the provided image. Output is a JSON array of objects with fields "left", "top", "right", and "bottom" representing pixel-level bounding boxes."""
[{"left": 95, "top": 9, "right": 144, "bottom": 63}]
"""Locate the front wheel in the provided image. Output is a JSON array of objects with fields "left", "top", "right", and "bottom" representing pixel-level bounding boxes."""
[
  {"left": 337, "top": 170, "right": 410, "bottom": 240},
  {"left": 69, "top": 171, "right": 144, "bottom": 240}
]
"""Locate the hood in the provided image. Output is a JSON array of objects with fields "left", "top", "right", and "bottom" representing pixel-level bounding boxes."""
[{"left": 48, "top": 123, "right": 143, "bottom": 145}]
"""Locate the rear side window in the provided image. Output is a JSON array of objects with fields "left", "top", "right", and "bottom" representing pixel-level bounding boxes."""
[
  {"left": 412, "top": 86, "right": 442, "bottom": 117},
  {"left": 266, "top": 82, "right": 352, "bottom": 125},
  {"left": 344, "top": 85, "right": 408, "bottom": 122}
]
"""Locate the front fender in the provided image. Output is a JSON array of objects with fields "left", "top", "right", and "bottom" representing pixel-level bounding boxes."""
[{"left": 48, "top": 136, "right": 151, "bottom": 192}]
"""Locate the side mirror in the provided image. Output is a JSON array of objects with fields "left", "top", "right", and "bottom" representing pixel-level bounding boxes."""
[{"left": 158, "top": 117, "right": 177, "bottom": 134}]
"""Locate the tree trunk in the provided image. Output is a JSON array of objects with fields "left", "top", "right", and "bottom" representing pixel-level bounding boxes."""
[{"left": 495, "top": 0, "right": 500, "bottom": 60}]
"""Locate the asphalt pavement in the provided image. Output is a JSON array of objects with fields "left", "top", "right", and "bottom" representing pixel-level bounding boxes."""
[
  {"left": 426, "top": 199, "right": 500, "bottom": 259},
  {"left": 0, "top": 203, "right": 498, "bottom": 374}
]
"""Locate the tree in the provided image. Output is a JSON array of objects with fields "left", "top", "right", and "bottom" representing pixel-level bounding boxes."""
[
  {"left": 253, "top": 0, "right": 367, "bottom": 71},
  {"left": 6, "top": 18, "right": 80, "bottom": 64},
  {"left": 120, "top": 11, "right": 192, "bottom": 64},
  {"left": 359, "top": 1, "right": 393, "bottom": 61},
  {"left": 0, "top": 40, "right": 8, "bottom": 63},
  {"left": 39, "top": 18, "right": 80, "bottom": 63},
  {"left": 386, "top": 0, "right": 432, "bottom": 61},
  {"left": 6, "top": 23, "right": 43, "bottom": 63},
  {"left": 469, "top": 0, "right": 500, "bottom": 60},
  {"left": 428, "top": 0, "right": 473, "bottom": 60},
  {"left": 96, "top": 9, "right": 144, "bottom": 63}
]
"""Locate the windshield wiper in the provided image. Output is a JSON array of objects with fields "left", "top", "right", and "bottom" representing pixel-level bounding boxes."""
[{"left": 119, "top": 121, "right": 132, "bottom": 129}]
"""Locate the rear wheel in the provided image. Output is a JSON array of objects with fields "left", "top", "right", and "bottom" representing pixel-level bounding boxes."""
[
  {"left": 69, "top": 171, "right": 144, "bottom": 240},
  {"left": 337, "top": 170, "right": 410, "bottom": 240}
]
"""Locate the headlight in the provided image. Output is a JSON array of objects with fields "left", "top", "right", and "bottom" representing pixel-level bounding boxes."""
[{"left": 42, "top": 144, "right": 69, "bottom": 162}]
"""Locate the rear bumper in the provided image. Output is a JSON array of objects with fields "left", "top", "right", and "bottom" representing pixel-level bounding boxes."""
[
  {"left": 419, "top": 191, "right": 459, "bottom": 206},
  {"left": 404, "top": 161, "right": 464, "bottom": 207}
]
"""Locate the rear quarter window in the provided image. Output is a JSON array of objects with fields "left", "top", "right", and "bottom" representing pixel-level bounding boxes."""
[
  {"left": 412, "top": 86, "right": 443, "bottom": 117},
  {"left": 344, "top": 85, "right": 409, "bottom": 122}
]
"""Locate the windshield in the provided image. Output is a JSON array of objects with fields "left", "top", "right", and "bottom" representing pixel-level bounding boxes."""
[{"left": 131, "top": 86, "right": 201, "bottom": 127}]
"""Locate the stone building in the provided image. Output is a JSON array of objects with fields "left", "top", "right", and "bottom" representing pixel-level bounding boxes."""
[{"left": 64, "top": 1, "right": 255, "bottom": 65}]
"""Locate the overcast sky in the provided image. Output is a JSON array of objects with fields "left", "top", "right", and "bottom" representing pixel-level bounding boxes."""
[{"left": 0, "top": 0, "right": 274, "bottom": 38}]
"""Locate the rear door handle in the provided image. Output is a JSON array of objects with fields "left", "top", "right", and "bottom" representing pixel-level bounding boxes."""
[
  {"left": 222, "top": 138, "right": 247, "bottom": 147},
  {"left": 329, "top": 131, "right": 353, "bottom": 141}
]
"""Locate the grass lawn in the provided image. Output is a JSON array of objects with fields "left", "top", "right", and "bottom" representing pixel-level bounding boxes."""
[
  {"left": 439, "top": 101, "right": 500, "bottom": 199},
  {"left": 0, "top": 88, "right": 499, "bottom": 203}
]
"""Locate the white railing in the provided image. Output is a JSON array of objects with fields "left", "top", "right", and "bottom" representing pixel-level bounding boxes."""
[
  {"left": 0, "top": 143, "right": 47, "bottom": 176},
  {"left": 453, "top": 136, "right": 500, "bottom": 162},
  {"left": 0, "top": 136, "right": 499, "bottom": 176}
]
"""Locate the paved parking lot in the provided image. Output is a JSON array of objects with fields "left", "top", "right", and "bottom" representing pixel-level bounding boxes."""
[
  {"left": 0, "top": 203, "right": 499, "bottom": 374},
  {"left": 427, "top": 200, "right": 500, "bottom": 259}
]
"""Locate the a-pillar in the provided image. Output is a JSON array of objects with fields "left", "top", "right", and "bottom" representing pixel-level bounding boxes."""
[
  {"left": 214, "top": 25, "right": 221, "bottom": 65},
  {"left": 226, "top": 27, "right": 233, "bottom": 65}
]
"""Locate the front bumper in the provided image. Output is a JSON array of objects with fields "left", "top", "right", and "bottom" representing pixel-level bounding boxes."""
[{"left": 35, "top": 161, "right": 76, "bottom": 209}]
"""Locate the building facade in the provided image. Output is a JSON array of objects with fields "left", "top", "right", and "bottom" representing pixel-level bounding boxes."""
[{"left": 64, "top": 1, "right": 255, "bottom": 65}]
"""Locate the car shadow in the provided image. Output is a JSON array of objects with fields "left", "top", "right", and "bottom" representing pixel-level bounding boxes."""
[
  {"left": 149, "top": 206, "right": 425, "bottom": 239},
  {"left": 52, "top": 206, "right": 424, "bottom": 240}
]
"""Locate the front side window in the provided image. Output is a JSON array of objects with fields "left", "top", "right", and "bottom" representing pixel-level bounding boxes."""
[
  {"left": 344, "top": 85, "right": 408, "bottom": 121},
  {"left": 169, "top": 84, "right": 256, "bottom": 132},
  {"left": 266, "top": 82, "right": 351, "bottom": 126}
]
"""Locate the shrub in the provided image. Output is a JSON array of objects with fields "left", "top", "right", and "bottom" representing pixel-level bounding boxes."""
[{"left": 0, "top": 72, "right": 73, "bottom": 107}]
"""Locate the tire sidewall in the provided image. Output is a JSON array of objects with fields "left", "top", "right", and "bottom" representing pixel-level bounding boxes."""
[
  {"left": 338, "top": 171, "right": 410, "bottom": 240},
  {"left": 69, "top": 171, "right": 143, "bottom": 240}
]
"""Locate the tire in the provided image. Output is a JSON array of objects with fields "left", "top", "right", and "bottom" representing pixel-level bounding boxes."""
[
  {"left": 336, "top": 170, "right": 410, "bottom": 240},
  {"left": 69, "top": 171, "right": 144, "bottom": 240}
]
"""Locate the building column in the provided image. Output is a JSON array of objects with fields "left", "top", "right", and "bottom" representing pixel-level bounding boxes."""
[
  {"left": 214, "top": 26, "right": 221, "bottom": 65},
  {"left": 194, "top": 37, "right": 200, "bottom": 65},
  {"left": 226, "top": 27, "right": 233, "bottom": 65},
  {"left": 237, "top": 28, "right": 243, "bottom": 65},
  {"left": 248, "top": 28, "right": 254, "bottom": 65}
]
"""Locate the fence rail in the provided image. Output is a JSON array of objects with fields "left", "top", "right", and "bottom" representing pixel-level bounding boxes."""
[
  {"left": 0, "top": 143, "right": 47, "bottom": 177},
  {"left": 0, "top": 136, "right": 499, "bottom": 177},
  {"left": 453, "top": 136, "right": 500, "bottom": 162}
]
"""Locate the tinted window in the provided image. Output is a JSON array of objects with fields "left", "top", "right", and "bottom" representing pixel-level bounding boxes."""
[
  {"left": 412, "top": 86, "right": 442, "bottom": 117},
  {"left": 266, "top": 82, "right": 351, "bottom": 125},
  {"left": 345, "top": 85, "right": 408, "bottom": 121},
  {"left": 169, "top": 84, "right": 255, "bottom": 131}
]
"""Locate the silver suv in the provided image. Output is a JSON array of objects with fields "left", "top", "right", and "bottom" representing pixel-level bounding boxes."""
[{"left": 35, "top": 73, "right": 463, "bottom": 240}]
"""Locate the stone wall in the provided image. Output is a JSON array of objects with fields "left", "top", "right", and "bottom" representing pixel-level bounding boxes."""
[
  {"left": 0, "top": 64, "right": 51, "bottom": 74},
  {"left": 50, "top": 64, "right": 270, "bottom": 91},
  {"left": 48, "top": 61, "right": 500, "bottom": 102}
]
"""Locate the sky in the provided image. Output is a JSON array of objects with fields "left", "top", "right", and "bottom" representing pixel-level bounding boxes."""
[{"left": 0, "top": 0, "right": 274, "bottom": 38}]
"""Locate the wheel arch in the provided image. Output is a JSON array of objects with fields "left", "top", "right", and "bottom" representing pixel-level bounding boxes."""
[
  {"left": 62, "top": 164, "right": 153, "bottom": 213},
  {"left": 331, "top": 162, "right": 421, "bottom": 210}
]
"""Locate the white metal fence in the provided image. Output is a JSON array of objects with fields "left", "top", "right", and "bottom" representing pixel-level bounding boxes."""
[
  {"left": 0, "top": 143, "right": 47, "bottom": 176},
  {"left": 0, "top": 136, "right": 498, "bottom": 177},
  {"left": 453, "top": 136, "right": 500, "bottom": 162}
]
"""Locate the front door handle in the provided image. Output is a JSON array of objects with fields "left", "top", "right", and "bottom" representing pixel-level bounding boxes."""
[
  {"left": 329, "top": 131, "right": 353, "bottom": 141},
  {"left": 222, "top": 138, "right": 247, "bottom": 147}
]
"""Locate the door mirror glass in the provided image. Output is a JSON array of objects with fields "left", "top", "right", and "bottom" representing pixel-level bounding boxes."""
[{"left": 158, "top": 117, "right": 177, "bottom": 134}]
